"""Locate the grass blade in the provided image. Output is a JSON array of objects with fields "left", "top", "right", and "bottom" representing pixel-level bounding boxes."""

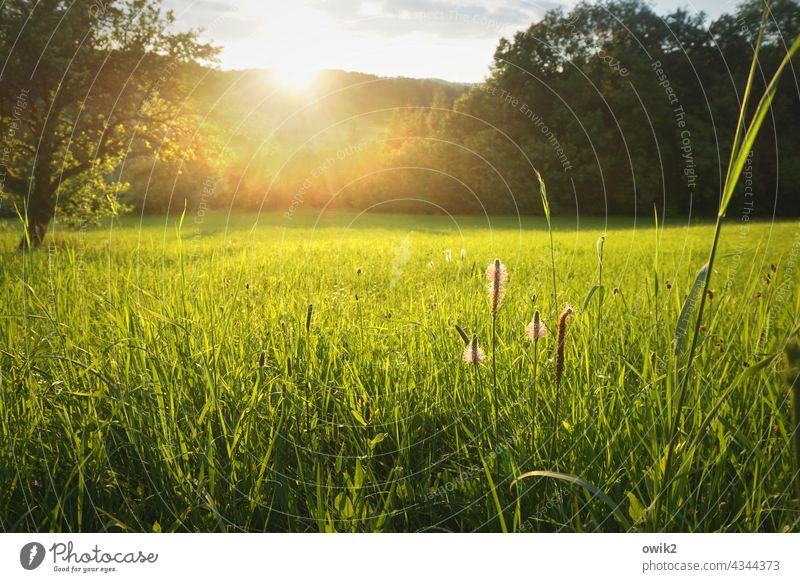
[
  {"left": 512, "top": 470, "right": 631, "bottom": 530},
  {"left": 674, "top": 262, "right": 708, "bottom": 358}
]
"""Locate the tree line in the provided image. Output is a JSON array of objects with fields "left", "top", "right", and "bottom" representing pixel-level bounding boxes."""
[
  {"left": 1, "top": 0, "right": 798, "bottom": 247},
  {"left": 356, "top": 0, "right": 799, "bottom": 218}
]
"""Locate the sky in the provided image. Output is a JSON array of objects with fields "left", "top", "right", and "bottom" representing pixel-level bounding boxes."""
[{"left": 162, "top": 0, "right": 742, "bottom": 82}]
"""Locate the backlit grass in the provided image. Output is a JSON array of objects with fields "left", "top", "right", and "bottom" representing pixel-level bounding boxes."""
[{"left": 0, "top": 212, "right": 798, "bottom": 531}]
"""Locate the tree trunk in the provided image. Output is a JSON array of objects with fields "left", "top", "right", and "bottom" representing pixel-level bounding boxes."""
[
  {"left": 18, "top": 178, "right": 55, "bottom": 250},
  {"left": 19, "top": 216, "right": 50, "bottom": 249}
]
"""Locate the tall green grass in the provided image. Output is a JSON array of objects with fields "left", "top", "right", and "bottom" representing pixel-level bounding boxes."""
[
  {"left": 0, "top": 213, "right": 797, "bottom": 532},
  {"left": 654, "top": 3, "right": 800, "bottom": 526}
]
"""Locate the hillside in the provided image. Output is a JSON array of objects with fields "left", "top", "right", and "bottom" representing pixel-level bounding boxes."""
[{"left": 121, "top": 68, "right": 469, "bottom": 214}]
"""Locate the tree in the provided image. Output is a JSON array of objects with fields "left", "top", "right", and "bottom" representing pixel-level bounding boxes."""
[
  {"left": 438, "top": 0, "right": 799, "bottom": 216},
  {"left": 0, "top": 0, "right": 218, "bottom": 247}
]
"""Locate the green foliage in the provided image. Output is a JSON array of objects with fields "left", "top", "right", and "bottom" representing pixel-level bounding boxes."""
[
  {"left": 0, "top": 0, "right": 219, "bottom": 244},
  {"left": 54, "top": 156, "right": 132, "bottom": 228},
  {"left": 368, "top": 0, "right": 800, "bottom": 217}
]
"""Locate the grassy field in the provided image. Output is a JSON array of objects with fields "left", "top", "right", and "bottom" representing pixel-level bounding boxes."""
[{"left": 0, "top": 211, "right": 798, "bottom": 532}]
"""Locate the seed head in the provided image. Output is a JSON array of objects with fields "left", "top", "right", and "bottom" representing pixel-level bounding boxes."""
[
  {"left": 463, "top": 334, "right": 486, "bottom": 365},
  {"left": 486, "top": 259, "right": 508, "bottom": 315},
  {"left": 526, "top": 310, "right": 546, "bottom": 341},
  {"left": 460, "top": 248, "right": 466, "bottom": 261},
  {"left": 258, "top": 350, "right": 265, "bottom": 368},
  {"left": 305, "top": 303, "right": 313, "bottom": 332},
  {"left": 445, "top": 249, "right": 452, "bottom": 262},
  {"left": 554, "top": 304, "right": 574, "bottom": 387},
  {"left": 454, "top": 324, "right": 470, "bottom": 345}
]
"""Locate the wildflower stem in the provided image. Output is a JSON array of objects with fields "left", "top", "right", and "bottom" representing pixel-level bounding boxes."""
[
  {"left": 597, "top": 236, "right": 604, "bottom": 360},
  {"left": 531, "top": 339, "right": 539, "bottom": 452},
  {"left": 532, "top": 340, "right": 538, "bottom": 415},
  {"left": 548, "top": 227, "right": 558, "bottom": 319},
  {"left": 305, "top": 311, "right": 312, "bottom": 434},
  {"left": 474, "top": 361, "right": 484, "bottom": 434},
  {"left": 550, "top": 305, "right": 572, "bottom": 466},
  {"left": 550, "top": 379, "right": 560, "bottom": 466},
  {"left": 492, "top": 311, "right": 499, "bottom": 441}
]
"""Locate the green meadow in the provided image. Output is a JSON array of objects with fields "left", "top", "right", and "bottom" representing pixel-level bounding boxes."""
[{"left": 0, "top": 212, "right": 798, "bottom": 532}]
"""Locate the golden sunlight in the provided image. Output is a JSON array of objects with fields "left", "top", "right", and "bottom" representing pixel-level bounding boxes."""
[{"left": 272, "top": 64, "right": 319, "bottom": 90}]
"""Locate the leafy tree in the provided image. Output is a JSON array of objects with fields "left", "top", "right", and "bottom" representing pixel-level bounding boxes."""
[
  {"left": 454, "top": 0, "right": 796, "bottom": 216},
  {"left": 0, "top": 0, "right": 218, "bottom": 247}
]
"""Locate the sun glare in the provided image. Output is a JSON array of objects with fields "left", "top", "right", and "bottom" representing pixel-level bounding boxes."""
[{"left": 273, "top": 65, "right": 319, "bottom": 90}]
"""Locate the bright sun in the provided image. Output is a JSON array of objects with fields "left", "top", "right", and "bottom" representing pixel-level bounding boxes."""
[{"left": 273, "top": 65, "right": 319, "bottom": 90}]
